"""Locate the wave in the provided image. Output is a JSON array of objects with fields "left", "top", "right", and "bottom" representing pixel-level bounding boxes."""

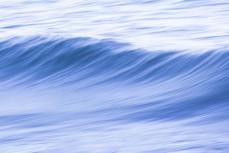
[
  {"left": 0, "top": 36, "right": 228, "bottom": 122},
  {"left": 0, "top": 36, "right": 228, "bottom": 86}
]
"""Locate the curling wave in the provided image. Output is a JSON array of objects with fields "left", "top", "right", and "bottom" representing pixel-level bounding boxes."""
[
  {"left": 1, "top": 36, "right": 229, "bottom": 152},
  {"left": 0, "top": 36, "right": 229, "bottom": 121},
  {"left": 0, "top": 37, "right": 228, "bottom": 84}
]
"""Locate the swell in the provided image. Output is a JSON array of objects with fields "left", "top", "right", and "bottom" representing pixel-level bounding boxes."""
[
  {"left": 0, "top": 36, "right": 229, "bottom": 121},
  {"left": 0, "top": 36, "right": 228, "bottom": 85},
  {"left": 0, "top": 37, "right": 229, "bottom": 83}
]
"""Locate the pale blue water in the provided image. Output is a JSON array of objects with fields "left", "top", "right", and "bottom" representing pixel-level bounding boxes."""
[{"left": 0, "top": 0, "right": 229, "bottom": 153}]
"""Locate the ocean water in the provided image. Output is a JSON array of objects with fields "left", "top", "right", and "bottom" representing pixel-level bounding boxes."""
[{"left": 0, "top": 0, "right": 229, "bottom": 153}]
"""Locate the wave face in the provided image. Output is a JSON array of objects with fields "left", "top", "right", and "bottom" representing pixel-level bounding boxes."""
[
  {"left": 1, "top": 0, "right": 229, "bottom": 153},
  {"left": 0, "top": 37, "right": 229, "bottom": 152}
]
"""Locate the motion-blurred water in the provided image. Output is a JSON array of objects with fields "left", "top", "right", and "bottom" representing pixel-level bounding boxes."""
[{"left": 0, "top": 0, "right": 229, "bottom": 153}]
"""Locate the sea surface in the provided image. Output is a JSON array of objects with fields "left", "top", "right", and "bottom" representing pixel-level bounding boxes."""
[{"left": 0, "top": 0, "right": 229, "bottom": 153}]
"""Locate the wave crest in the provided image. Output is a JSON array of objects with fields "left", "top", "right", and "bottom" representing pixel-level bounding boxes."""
[{"left": 0, "top": 36, "right": 228, "bottom": 87}]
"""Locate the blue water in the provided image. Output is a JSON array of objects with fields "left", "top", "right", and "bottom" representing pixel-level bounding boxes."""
[{"left": 0, "top": 0, "right": 229, "bottom": 152}]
